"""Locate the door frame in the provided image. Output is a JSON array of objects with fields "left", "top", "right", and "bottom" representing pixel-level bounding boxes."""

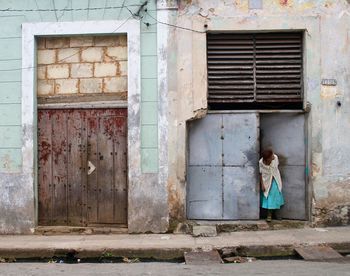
[{"left": 22, "top": 20, "right": 141, "bottom": 228}]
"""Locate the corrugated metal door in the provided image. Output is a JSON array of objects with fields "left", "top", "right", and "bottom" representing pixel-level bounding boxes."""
[
  {"left": 187, "top": 113, "right": 260, "bottom": 220},
  {"left": 260, "top": 113, "right": 306, "bottom": 220},
  {"left": 38, "top": 109, "right": 127, "bottom": 226}
]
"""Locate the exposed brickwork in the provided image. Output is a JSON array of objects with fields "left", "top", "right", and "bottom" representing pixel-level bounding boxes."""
[
  {"left": 81, "top": 47, "right": 104, "bottom": 63},
  {"left": 57, "top": 48, "right": 80, "bottom": 63},
  {"left": 106, "top": 47, "right": 128, "bottom": 61},
  {"left": 94, "top": 36, "right": 119, "bottom": 47},
  {"left": 37, "top": 50, "right": 56, "bottom": 65},
  {"left": 70, "top": 36, "right": 94, "bottom": 47},
  {"left": 47, "top": 64, "right": 70, "bottom": 79},
  {"left": 103, "top": 77, "right": 128, "bottom": 93},
  {"left": 37, "top": 80, "right": 54, "bottom": 96},
  {"left": 37, "top": 66, "right": 46, "bottom": 80},
  {"left": 71, "top": 63, "right": 93, "bottom": 78},
  {"left": 80, "top": 78, "right": 103, "bottom": 94},
  {"left": 37, "top": 35, "right": 128, "bottom": 97},
  {"left": 94, "top": 63, "right": 117, "bottom": 77},
  {"left": 45, "top": 37, "right": 70, "bottom": 49},
  {"left": 119, "top": 61, "right": 128, "bottom": 76},
  {"left": 55, "top": 79, "right": 79, "bottom": 95}
]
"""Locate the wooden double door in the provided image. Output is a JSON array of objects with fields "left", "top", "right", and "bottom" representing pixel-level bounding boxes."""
[{"left": 38, "top": 108, "right": 127, "bottom": 227}]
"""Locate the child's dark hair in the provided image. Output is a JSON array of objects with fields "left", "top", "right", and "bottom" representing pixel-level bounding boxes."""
[{"left": 262, "top": 148, "right": 273, "bottom": 161}]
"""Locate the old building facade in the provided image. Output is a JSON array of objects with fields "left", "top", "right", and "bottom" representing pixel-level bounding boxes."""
[
  {"left": 165, "top": 0, "right": 350, "bottom": 228},
  {"left": 0, "top": 0, "right": 349, "bottom": 234}
]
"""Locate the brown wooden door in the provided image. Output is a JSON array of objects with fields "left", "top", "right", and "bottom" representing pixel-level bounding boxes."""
[{"left": 38, "top": 109, "right": 127, "bottom": 227}]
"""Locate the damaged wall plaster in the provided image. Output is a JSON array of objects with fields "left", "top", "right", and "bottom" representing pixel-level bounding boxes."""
[{"left": 166, "top": 0, "right": 350, "bottom": 226}]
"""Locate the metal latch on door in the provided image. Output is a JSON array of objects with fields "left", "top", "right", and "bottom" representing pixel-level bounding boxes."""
[{"left": 88, "top": 161, "right": 96, "bottom": 175}]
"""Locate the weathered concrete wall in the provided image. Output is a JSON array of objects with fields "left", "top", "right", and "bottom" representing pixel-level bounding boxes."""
[
  {"left": 166, "top": 0, "right": 350, "bottom": 226},
  {"left": 0, "top": 0, "right": 168, "bottom": 234},
  {"left": 312, "top": 6, "right": 350, "bottom": 226}
]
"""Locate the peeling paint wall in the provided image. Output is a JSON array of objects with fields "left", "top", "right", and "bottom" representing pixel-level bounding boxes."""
[
  {"left": 165, "top": 0, "right": 350, "bottom": 226},
  {"left": 0, "top": 0, "right": 168, "bottom": 234}
]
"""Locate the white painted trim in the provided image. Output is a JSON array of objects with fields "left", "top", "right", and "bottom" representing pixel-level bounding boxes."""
[
  {"left": 21, "top": 20, "right": 141, "bottom": 225},
  {"left": 38, "top": 101, "right": 128, "bottom": 109},
  {"left": 157, "top": 8, "right": 170, "bottom": 221}
]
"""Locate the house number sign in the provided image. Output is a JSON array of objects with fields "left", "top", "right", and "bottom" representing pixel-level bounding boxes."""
[{"left": 321, "top": 79, "right": 337, "bottom": 86}]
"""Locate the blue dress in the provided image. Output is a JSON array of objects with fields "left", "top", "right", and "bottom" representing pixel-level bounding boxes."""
[{"left": 261, "top": 178, "right": 284, "bottom": 210}]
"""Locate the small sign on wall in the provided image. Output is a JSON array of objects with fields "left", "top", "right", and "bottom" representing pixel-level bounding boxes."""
[
  {"left": 249, "top": 0, "right": 263, "bottom": 9},
  {"left": 321, "top": 79, "right": 337, "bottom": 86}
]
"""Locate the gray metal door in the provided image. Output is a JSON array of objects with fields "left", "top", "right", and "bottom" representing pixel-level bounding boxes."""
[
  {"left": 260, "top": 113, "right": 306, "bottom": 220},
  {"left": 187, "top": 113, "right": 260, "bottom": 220}
]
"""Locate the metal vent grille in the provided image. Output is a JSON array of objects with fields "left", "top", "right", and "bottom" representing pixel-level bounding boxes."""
[{"left": 207, "top": 32, "right": 303, "bottom": 106}]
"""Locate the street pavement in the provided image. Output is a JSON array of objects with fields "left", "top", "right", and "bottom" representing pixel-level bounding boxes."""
[{"left": 0, "top": 259, "right": 350, "bottom": 276}]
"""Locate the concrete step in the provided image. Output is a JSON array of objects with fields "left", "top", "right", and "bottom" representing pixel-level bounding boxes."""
[
  {"left": 35, "top": 226, "right": 128, "bottom": 235},
  {"left": 173, "top": 220, "right": 309, "bottom": 235}
]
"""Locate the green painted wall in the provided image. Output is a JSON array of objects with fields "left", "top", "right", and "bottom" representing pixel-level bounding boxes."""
[{"left": 0, "top": 0, "right": 158, "bottom": 173}]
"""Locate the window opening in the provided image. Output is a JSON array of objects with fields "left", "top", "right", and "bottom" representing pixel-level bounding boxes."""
[{"left": 207, "top": 32, "right": 303, "bottom": 110}]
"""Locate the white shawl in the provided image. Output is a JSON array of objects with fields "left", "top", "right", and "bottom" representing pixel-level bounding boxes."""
[{"left": 259, "top": 154, "right": 283, "bottom": 198}]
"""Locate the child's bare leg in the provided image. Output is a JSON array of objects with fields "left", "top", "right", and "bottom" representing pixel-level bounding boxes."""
[{"left": 267, "top": 210, "right": 272, "bottom": 222}]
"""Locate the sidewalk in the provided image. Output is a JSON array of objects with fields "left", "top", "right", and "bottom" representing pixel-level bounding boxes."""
[{"left": 0, "top": 227, "right": 350, "bottom": 259}]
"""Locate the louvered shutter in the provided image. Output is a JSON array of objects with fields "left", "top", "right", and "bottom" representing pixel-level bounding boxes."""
[{"left": 207, "top": 32, "right": 303, "bottom": 107}]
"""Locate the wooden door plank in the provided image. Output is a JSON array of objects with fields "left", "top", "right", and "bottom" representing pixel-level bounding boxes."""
[
  {"left": 97, "top": 115, "right": 115, "bottom": 223},
  {"left": 67, "top": 110, "right": 84, "bottom": 226},
  {"left": 38, "top": 110, "right": 53, "bottom": 225},
  {"left": 114, "top": 114, "right": 128, "bottom": 224},
  {"left": 51, "top": 111, "right": 68, "bottom": 225},
  {"left": 87, "top": 115, "right": 99, "bottom": 224},
  {"left": 80, "top": 110, "right": 88, "bottom": 226}
]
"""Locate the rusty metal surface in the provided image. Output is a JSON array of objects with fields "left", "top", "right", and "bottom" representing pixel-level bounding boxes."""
[
  {"left": 222, "top": 113, "right": 260, "bottom": 219},
  {"left": 260, "top": 113, "right": 305, "bottom": 166},
  {"left": 295, "top": 246, "right": 344, "bottom": 261},
  {"left": 187, "top": 166, "right": 222, "bottom": 219},
  {"left": 188, "top": 114, "right": 222, "bottom": 166},
  {"left": 187, "top": 113, "right": 259, "bottom": 220},
  {"left": 38, "top": 109, "right": 127, "bottom": 227},
  {"left": 222, "top": 113, "right": 259, "bottom": 166},
  {"left": 184, "top": 250, "right": 223, "bottom": 265},
  {"left": 207, "top": 32, "right": 303, "bottom": 105},
  {"left": 223, "top": 166, "right": 259, "bottom": 220},
  {"left": 260, "top": 113, "right": 306, "bottom": 220}
]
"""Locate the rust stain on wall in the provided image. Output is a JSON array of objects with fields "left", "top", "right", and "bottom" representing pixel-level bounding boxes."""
[{"left": 168, "top": 179, "right": 185, "bottom": 221}]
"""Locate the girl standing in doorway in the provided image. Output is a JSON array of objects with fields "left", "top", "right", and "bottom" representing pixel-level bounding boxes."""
[{"left": 259, "top": 148, "right": 285, "bottom": 222}]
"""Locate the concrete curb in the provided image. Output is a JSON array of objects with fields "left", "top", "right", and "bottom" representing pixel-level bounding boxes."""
[
  {"left": 0, "top": 242, "right": 349, "bottom": 260},
  {"left": 0, "top": 227, "right": 349, "bottom": 260}
]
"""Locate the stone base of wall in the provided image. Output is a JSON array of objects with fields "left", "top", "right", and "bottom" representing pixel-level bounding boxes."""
[
  {"left": 313, "top": 204, "right": 350, "bottom": 227},
  {"left": 312, "top": 179, "right": 350, "bottom": 227}
]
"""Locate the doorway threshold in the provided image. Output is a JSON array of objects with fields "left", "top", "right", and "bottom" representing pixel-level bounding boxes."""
[
  {"left": 35, "top": 226, "right": 128, "bottom": 235},
  {"left": 184, "top": 220, "right": 309, "bottom": 234}
]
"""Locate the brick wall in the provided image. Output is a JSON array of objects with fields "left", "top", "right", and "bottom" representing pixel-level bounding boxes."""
[{"left": 37, "top": 35, "right": 127, "bottom": 100}]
